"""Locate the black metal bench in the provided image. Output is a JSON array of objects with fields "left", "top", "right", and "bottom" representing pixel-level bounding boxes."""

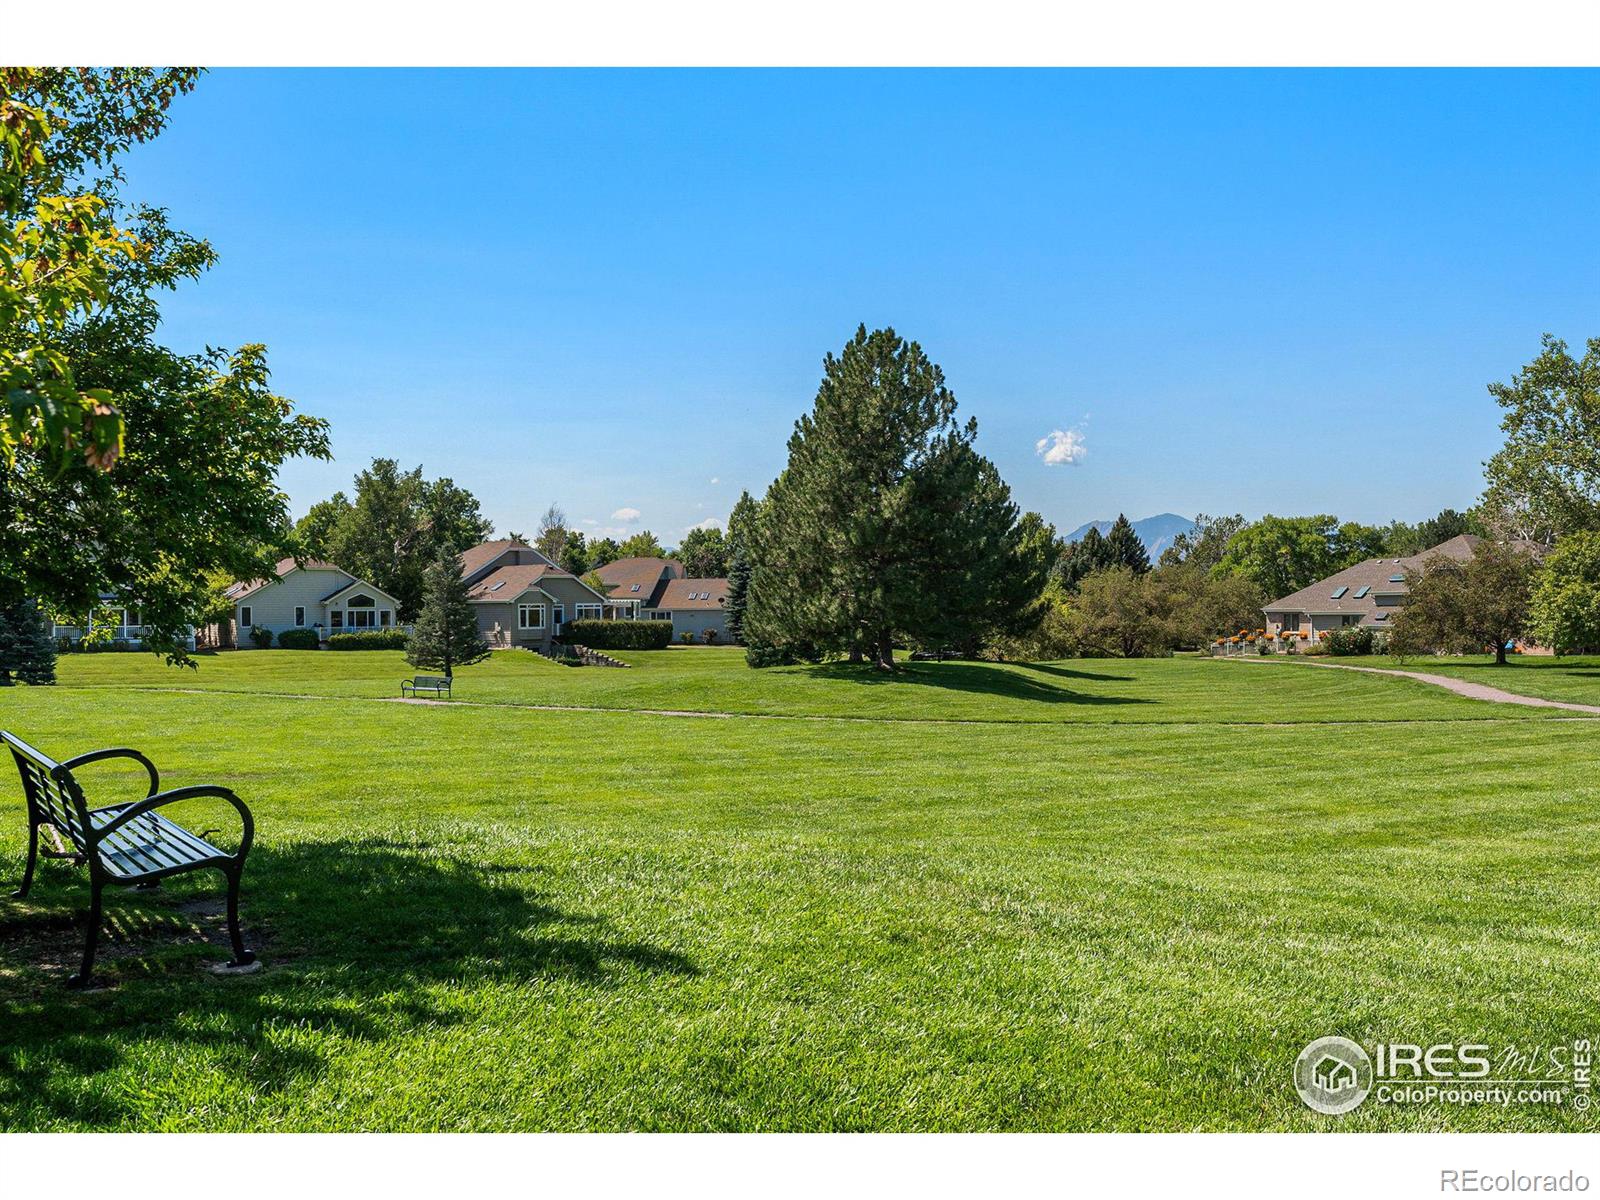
[
  {"left": 401, "top": 674, "right": 451, "bottom": 698},
  {"left": 3, "top": 730, "right": 257, "bottom": 988}
]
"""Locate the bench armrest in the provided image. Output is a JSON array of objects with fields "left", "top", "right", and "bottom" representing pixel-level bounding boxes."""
[
  {"left": 93, "top": 785, "right": 254, "bottom": 858},
  {"left": 58, "top": 747, "right": 160, "bottom": 797}
]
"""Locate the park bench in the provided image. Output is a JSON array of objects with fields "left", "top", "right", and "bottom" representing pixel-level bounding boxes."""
[
  {"left": 3, "top": 730, "right": 257, "bottom": 988},
  {"left": 401, "top": 674, "right": 451, "bottom": 698}
]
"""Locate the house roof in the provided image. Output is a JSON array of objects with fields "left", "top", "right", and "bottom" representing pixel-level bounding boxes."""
[
  {"left": 655, "top": 577, "right": 729, "bottom": 611},
  {"left": 465, "top": 563, "right": 568, "bottom": 602},
  {"left": 227, "top": 556, "right": 343, "bottom": 601},
  {"left": 318, "top": 577, "right": 402, "bottom": 606},
  {"left": 593, "top": 557, "right": 681, "bottom": 605},
  {"left": 1264, "top": 535, "right": 1548, "bottom": 625},
  {"left": 458, "top": 538, "right": 551, "bottom": 581}
]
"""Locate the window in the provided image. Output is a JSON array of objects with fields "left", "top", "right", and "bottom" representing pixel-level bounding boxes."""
[
  {"left": 380, "top": 610, "right": 391, "bottom": 628},
  {"left": 553, "top": 604, "right": 565, "bottom": 628},
  {"left": 1330, "top": 586, "right": 1348, "bottom": 599},
  {"left": 576, "top": 604, "right": 602, "bottom": 620},
  {"left": 1353, "top": 586, "right": 1370, "bottom": 599},
  {"left": 518, "top": 603, "right": 545, "bottom": 630},
  {"left": 330, "top": 611, "right": 343, "bottom": 629},
  {"left": 1374, "top": 612, "right": 1389, "bottom": 622},
  {"left": 240, "top": 605, "right": 253, "bottom": 628},
  {"left": 650, "top": 610, "right": 672, "bottom": 621},
  {"left": 630, "top": 583, "right": 641, "bottom": 593},
  {"left": 1388, "top": 574, "right": 1405, "bottom": 583},
  {"left": 347, "top": 608, "right": 377, "bottom": 629},
  {"left": 294, "top": 606, "right": 306, "bottom": 627}
]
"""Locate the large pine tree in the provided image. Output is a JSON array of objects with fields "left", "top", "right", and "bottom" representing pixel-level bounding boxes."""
[
  {"left": 1104, "top": 513, "right": 1152, "bottom": 574},
  {"left": 746, "top": 325, "right": 1034, "bottom": 669},
  {"left": 0, "top": 600, "right": 57, "bottom": 685},
  {"left": 405, "top": 550, "right": 491, "bottom": 678}
]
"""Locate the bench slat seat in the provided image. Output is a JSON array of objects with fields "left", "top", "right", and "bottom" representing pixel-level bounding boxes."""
[
  {"left": 91, "top": 807, "right": 227, "bottom": 879},
  {"left": 3, "top": 730, "right": 257, "bottom": 988}
]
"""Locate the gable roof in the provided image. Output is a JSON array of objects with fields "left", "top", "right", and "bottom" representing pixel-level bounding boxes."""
[
  {"left": 1264, "top": 535, "right": 1549, "bottom": 624},
  {"left": 655, "top": 577, "right": 729, "bottom": 611},
  {"left": 465, "top": 562, "right": 579, "bottom": 603},
  {"left": 319, "top": 577, "right": 403, "bottom": 606},
  {"left": 458, "top": 538, "right": 554, "bottom": 582},
  {"left": 227, "top": 556, "right": 344, "bottom": 601},
  {"left": 592, "top": 556, "right": 681, "bottom": 605}
]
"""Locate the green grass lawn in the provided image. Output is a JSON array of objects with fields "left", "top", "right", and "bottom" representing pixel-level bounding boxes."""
[
  {"left": 44, "top": 645, "right": 1571, "bottom": 724},
  {"left": 1, "top": 650, "right": 1597, "bottom": 1131}
]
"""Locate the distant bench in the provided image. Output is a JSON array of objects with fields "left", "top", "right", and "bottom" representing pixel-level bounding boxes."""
[
  {"left": 401, "top": 675, "right": 451, "bottom": 698},
  {"left": 3, "top": 730, "right": 257, "bottom": 988}
]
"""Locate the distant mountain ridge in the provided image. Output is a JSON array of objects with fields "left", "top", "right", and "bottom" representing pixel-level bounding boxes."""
[{"left": 1063, "top": 513, "right": 1196, "bottom": 561}]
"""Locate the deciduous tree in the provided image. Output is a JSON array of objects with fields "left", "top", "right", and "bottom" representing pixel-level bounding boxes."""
[
  {"left": 678, "top": 525, "right": 729, "bottom": 577},
  {"left": 1528, "top": 531, "right": 1600, "bottom": 654},
  {"left": 1481, "top": 334, "right": 1600, "bottom": 540},
  {"left": 1390, "top": 542, "right": 1536, "bottom": 665}
]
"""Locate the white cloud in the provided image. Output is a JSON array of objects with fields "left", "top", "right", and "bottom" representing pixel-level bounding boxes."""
[
  {"left": 709, "top": 476, "right": 720, "bottom": 485},
  {"left": 610, "top": 506, "right": 641, "bottom": 523},
  {"left": 685, "top": 517, "right": 723, "bottom": 533},
  {"left": 1035, "top": 428, "right": 1087, "bottom": 467}
]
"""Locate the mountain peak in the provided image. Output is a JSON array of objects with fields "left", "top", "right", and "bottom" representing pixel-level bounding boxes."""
[{"left": 1063, "top": 513, "right": 1196, "bottom": 559}]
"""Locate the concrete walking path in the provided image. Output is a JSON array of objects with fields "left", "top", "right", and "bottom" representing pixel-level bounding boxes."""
[{"left": 1246, "top": 658, "right": 1600, "bottom": 714}]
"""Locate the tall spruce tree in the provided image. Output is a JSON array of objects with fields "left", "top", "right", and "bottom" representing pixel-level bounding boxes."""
[
  {"left": 1104, "top": 513, "right": 1152, "bottom": 574},
  {"left": 405, "top": 549, "right": 491, "bottom": 678},
  {"left": 0, "top": 600, "right": 57, "bottom": 685},
  {"left": 723, "top": 491, "right": 760, "bottom": 645},
  {"left": 746, "top": 325, "right": 1032, "bottom": 669},
  {"left": 1059, "top": 524, "right": 1113, "bottom": 590}
]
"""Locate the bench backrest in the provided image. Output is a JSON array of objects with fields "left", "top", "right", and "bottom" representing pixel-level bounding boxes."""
[
  {"left": 413, "top": 676, "right": 449, "bottom": 687},
  {"left": 2, "top": 731, "right": 91, "bottom": 850}
]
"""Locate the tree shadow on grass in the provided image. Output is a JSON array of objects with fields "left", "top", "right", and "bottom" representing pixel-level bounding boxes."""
[
  {"left": 0, "top": 838, "right": 695, "bottom": 1129},
  {"left": 795, "top": 660, "right": 1147, "bottom": 706}
]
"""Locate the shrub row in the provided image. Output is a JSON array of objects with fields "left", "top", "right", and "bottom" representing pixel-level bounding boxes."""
[
  {"left": 1321, "top": 625, "right": 1376, "bottom": 656},
  {"left": 327, "top": 629, "right": 409, "bottom": 651},
  {"left": 562, "top": 619, "right": 673, "bottom": 650},
  {"left": 276, "top": 628, "right": 322, "bottom": 650}
]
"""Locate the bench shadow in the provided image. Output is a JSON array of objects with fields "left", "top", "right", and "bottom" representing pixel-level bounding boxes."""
[
  {"left": 794, "top": 660, "right": 1146, "bottom": 706},
  {"left": 0, "top": 838, "right": 696, "bottom": 1129}
]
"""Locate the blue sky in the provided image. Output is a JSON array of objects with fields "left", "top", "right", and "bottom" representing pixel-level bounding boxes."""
[{"left": 120, "top": 69, "right": 1599, "bottom": 544}]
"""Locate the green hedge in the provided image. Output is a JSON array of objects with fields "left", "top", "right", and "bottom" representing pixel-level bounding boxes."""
[
  {"left": 327, "top": 629, "right": 409, "bottom": 651},
  {"left": 562, "top": 620, "right": 673, "bottom": 650},
  {"left": 276, "top": 628, "right": 321, "bottom": 650},
  {"left": 249, "top": 624, "right": 274, "bottom": 649}
]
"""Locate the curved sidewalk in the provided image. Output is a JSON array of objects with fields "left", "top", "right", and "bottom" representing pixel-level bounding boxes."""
[{"left": 1269, "top": 659, "right": 1600, "bottom": 714}]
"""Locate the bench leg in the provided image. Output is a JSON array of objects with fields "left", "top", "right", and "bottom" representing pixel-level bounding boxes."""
[
  {"left": 224, "top": 866, "right": 255, "bottom": 967},
  {"left": 13, "top": 821, "right": 38, "bottom": 898},
  {"left": 67, "top": 881, "right": 103, "bottom": 989}
]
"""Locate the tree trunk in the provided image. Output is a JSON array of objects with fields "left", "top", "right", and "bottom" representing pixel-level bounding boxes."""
[
  {"left": 875, "top": 629, "right": 894, "bottom": 671},
  {"left": 1495, "top": 639, "right": 1508, "bottom": 666},
  {"left": 848, "top": 645, "right": 863, "bottom": 664}
]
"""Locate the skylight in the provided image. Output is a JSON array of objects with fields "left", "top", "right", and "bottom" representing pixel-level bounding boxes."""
[
  {"left": 630, "top": 584, "right": 641, "bottom": 592},
  {"left": 1331, "top": 586, "right": 1348, "bottom": 599},
  {"left": 1389, "top": 573, "right": 1405, "bottom": 582},
  {"left": 488, "top": 581, "right": 505, "bottom": 592},
  {"left": 1374, "top": 612, "right": 1389, "bottom": 621},
  {"left": 1353, "top": 586, "right": 1369, "bottom": 598}
]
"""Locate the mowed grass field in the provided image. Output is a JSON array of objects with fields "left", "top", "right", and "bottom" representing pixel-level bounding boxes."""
[{"left": 2, "top": 649, "right": 1598, "bottom": 1131}]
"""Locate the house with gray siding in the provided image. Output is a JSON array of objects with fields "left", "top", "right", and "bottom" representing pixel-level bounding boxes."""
[
  {"left": 1262, "top": 534, "right": 1547, "bottom": 641},
  {"left": 227, "top": 558, "right": 405, "bottom": 646},
  {"left": 460, "top": 538, "right": 612, "bottom": 649},
  {"left": 591, "top": 556, "right": 730, "bottom": 641}
]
